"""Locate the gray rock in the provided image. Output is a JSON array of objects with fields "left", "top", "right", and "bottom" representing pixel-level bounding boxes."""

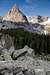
[
  {"left": 16, "top": 71, "right": 24, "bottom": 75},
  {"left": 2, "top": 49, "right": 12, "bottom": 60},
  {"left": 17, "top": 56, "right": 26, "bottom": 61},
  {"left": 24, "top": 45, "right": 33, "bottom": 56},
  {"left": 4, "top": 73, "right": 13, "bottom": 75},
  {"left": 13, "top": 45, "right": 33, "bottom": 60},
  {"left": 34, "top": 69, "right": 46, "bottom": 75},
  {"left": 0, "top": 34, "right": 13, "bottom": 50},
  {"left": 23, "top": 70, "right": 34, "bottom": 75},
  {"left": 9, "top": 46, "right": 15, "bottom": 55},
  {"left": 13, "top": 48, "right": 27, "bottom": 60},
  {"left": 0, "top": 56, "right": 4, "bottom": 61}
]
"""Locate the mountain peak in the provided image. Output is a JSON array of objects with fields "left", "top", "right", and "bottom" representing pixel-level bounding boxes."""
[
  {"left": 3, "top": 4, "right": 28, "bottom": 23},
  {"left": 12, "top": 4, "right": 16, "bottom": 9},
  {"left": 11, "top": 4, "right": 18, "bottom": 12},
  {"left": 8, "top": 4, "right": 19, "bottom": 15}
]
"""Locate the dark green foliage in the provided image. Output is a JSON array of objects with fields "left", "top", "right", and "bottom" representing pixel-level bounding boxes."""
[{"left": 0, "top": 28, "right": 50, "bottom": 55}]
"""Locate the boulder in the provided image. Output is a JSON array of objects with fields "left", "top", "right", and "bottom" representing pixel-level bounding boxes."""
[
  {"left": 13, "top": 48, "right": 27, "bottom": 60},
  {"left": 17, "top": 56, "right": 26, "bottom": 61},
  {"left": 0, "top": 56, "right": 4, "bottom": 61},
  {"left": 24, "top": 45, "right": 33, "bottom": 56},
  {"left": 13, "top": 45, "right": 33, "bottom": 60},
  {"left": 9, "top": 46, "right": 15, "bottom": 55},
  {"left": 16, "top": 71, "right": 24, "bottom": 75},
  {"left": 1, "top": 49, "right": 12, "bottom": 60},
  {"left": 23, "top": 70, "right": 34, "bottom": 75},
  {"left": 34, "top": 69, "right": 46, "bottom": 75}
]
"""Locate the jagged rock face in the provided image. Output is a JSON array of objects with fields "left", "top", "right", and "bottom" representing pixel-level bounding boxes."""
[
  {"left": 0, "top": 34, "right": 13, "bottom": 50},
  {"left": 27, "top": 16, "right": 48, "bottom": 23},
  {"left": 3, "top": 5, "right": 28, "bottom": 23},
  {"left": 39, "top": 18, "right": 50, "bottom": 33}
]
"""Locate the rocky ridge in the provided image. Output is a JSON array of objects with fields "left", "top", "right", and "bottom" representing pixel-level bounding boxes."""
[
  {"left": 27, "top": 16, "right": 50, "bottom": 34},
  {"left": 0, "top": 5, "right": 50, "bottom": 34},
  {"left": 27, "top": 16, "right": 48, "bottom": 23}
]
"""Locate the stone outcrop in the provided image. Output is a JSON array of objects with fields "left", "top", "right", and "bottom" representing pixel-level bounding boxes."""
[
  {"left": 0, "top": 34, "right": 13, "bottom": 50},
  {"left": 12, "top": 45, "right": 33, "bottom": 60}
]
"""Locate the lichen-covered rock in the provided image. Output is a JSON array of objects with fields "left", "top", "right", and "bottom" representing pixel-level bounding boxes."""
[
  {"left": 1, "top": 49, "right": 12, "bottom": 60},
  {"left": 13, "top": 49, "right": 27, "bottom": 60},
  {"left": 12, "top": 45, "right": 33, "bottom": 60}
]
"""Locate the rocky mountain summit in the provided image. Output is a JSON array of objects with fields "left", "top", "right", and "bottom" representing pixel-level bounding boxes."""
[
  {"left": 0, "top": 5, "right": 50, "bottom": 34},
  {"left": 27, "top": 16, "right": 50, "bottom": 34},
  {"left": 3, "top": 5, "right": 28, "bottom": 23},
  {"left": 27, "top": 16, "right": 49, "bottom": 23},
  {"left": 40, "top": 18, "right": 50, "bottom": 32}
]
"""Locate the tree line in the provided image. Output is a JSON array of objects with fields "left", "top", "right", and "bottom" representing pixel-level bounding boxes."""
[{"left": 0, "top": 28, "right": 50, "bottom": 55}]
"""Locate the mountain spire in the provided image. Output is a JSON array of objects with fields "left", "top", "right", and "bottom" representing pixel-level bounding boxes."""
[
  {"left": 11, "top": 4, "right": 17, "bottom": 12},
  {"left": 3, "top": 4, "right": 28, "bottom": 23}
]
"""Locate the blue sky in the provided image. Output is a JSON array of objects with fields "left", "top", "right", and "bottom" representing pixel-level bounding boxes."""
[{"left": 0, "top": 0, "right": 50, "bottom": 16}]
